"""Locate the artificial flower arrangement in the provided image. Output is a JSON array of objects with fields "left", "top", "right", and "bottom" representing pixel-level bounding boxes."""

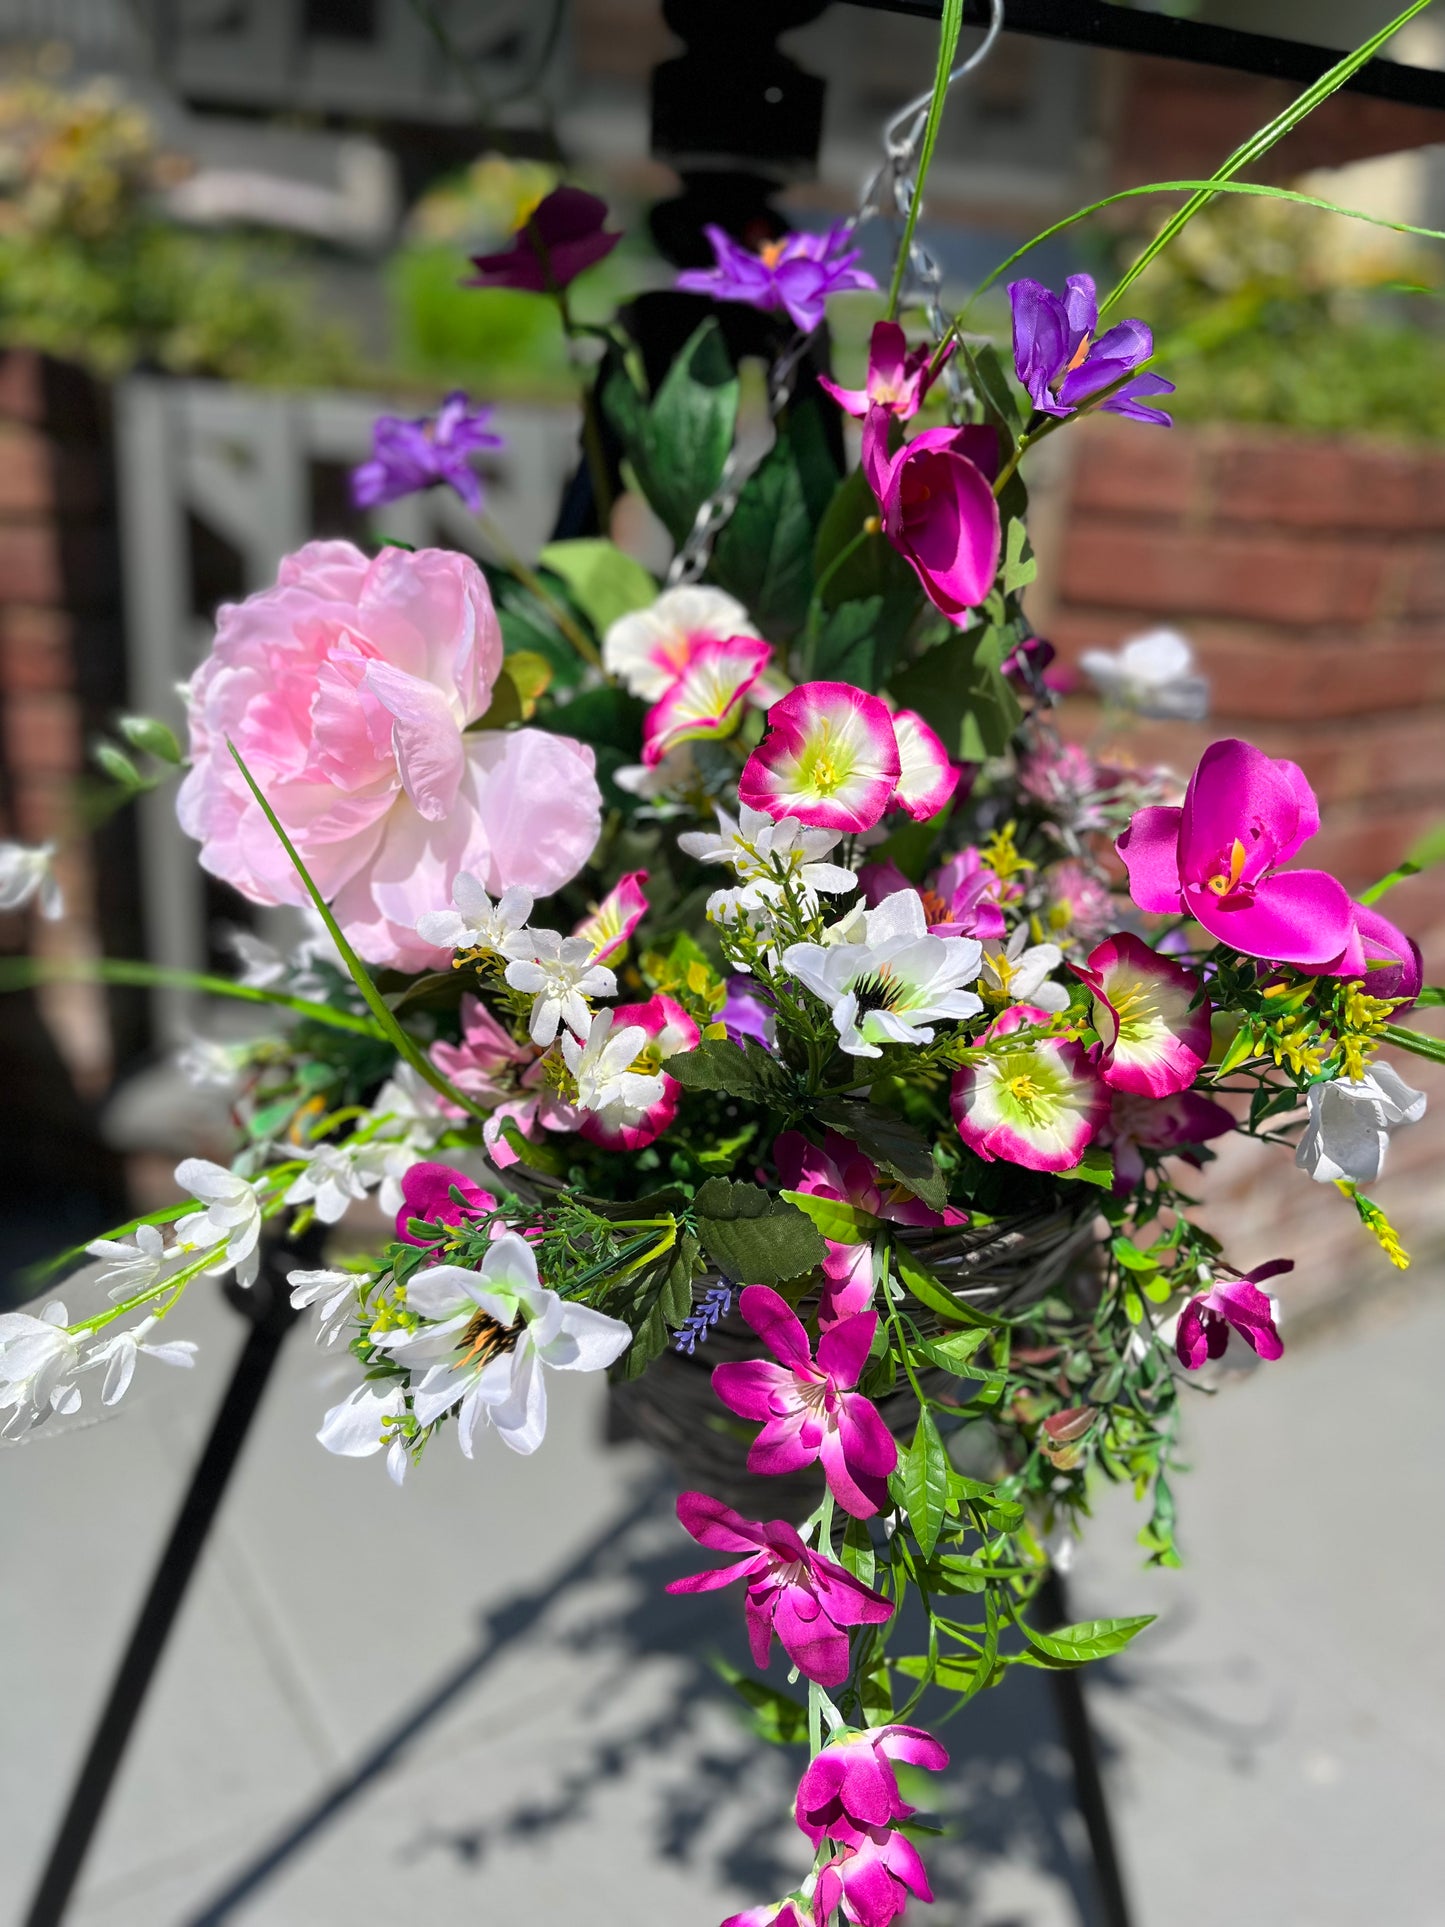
[{"left": 4, "top": 11, "right": 1444, "bottom": 1923}]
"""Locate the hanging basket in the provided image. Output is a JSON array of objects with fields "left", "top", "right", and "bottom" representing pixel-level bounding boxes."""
[{"left": 609, "top": 1202, "right": 1103, "bottom": 1515}]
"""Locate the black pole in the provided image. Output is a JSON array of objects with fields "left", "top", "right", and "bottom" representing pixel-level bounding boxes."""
[
  {"left": 24, "top": 1243, "right": 310, "bottom": 1927},
  {"left": 1039, "top": 1569, "right": 1134, "bottom": 1927}
]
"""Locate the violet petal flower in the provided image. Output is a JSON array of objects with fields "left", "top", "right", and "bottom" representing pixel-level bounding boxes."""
[
  {"left": 676, "top": 224, "right": 877, "bottom": 335},
  {"left": 667, "top": 1491, "right": 894, "bottom": 1687},
  {"left": 465, "top": 185, "right": 621, "bottom": 293},
  {"left": 1175, "top": 1260, "right": 1292, "bottom": 1370},
  {"left": 795, "top": 1724, "right": 949, "bottom": 1848},
  {"left": 395, "top": 1162, "right": 497, "bottom": 1246},
  {"left": 721, "top": 976, "right": 777, "bottom": 1051},
  {"left": 351, "top": 393, "right": 504, "bottom": 514},
  {"left": 1008, "top": 272, "right": 1174, "bottom": 427}
]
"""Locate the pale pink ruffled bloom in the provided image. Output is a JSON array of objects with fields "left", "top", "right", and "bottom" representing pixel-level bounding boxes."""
[
  {"left": 179, "top": 542, "right": 602, "bottom": 970},
  {"left": 1074, "top": 931, "right": 1210, "bottom": 1100},
  {"left": 577, "top": 992, "right": 699, "bottom": 1151},
  {"left": 603, "top": 585, "right": 759, "bottom": 702},
  {"left": 741, "top": 682, "right": 901, "bottom": 833},
  {"left": 795, "top": 1724, "right": 949, "bottom": 1847},
  {"left": 818, "top": 320, "right": 950, "bottom": 422},
  {"left": 711, "top": 1285, "right": 898, "bottom": 1517},
  {"left": 642, "top": 635, "right": 773, "bottom": 766},
  {"left": 572, "top": 869, "right": 650, "bottom": 965},
  {"left": 1043, "top": 860, "right": 1115, "bottom": 943},
  {"left": 428, "top": 994, "right": 533, "bottom": 1116}
]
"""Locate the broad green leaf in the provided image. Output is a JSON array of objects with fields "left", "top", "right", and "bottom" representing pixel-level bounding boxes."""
[
  {"left": 536, "top": 539, "right": 656, "bottom": 636},
  {"left": 659, "top": 1231, "right": 700, "bottom": 1327},
  {"left": 472, "top": 667, "right": 523, "bottom": 730},
  {"left": 890, "top": 625, "right": 1023, "bottom": 764},
  {"left": 841, "top": 1516, "right": 877, "bottom": 1589},
  {"left": 916, "top": 1328, "right": 989, "bottom": 1372},
  {"left": 604, "top": 321, "right": 739, "bottom": 547},
  {"left": 1111, "top": 1236, "right": 1156, "bottom": 1272},
  {"left": 710, "top": 399, "right": 840, "bottom": 637},
  {"left": 894, "top": 1244, "right": 997, "bottom": 1329},
  {"left": 780, "top": 1191, "right": 879, "bottom": 1244},
  {"left": 894, "top": 1653, "right": 978, "bottom": 1693},
  {"left": 663, "top": 1036, "right": 782, "bottom": 1098},
  {"left": 1021, "top": 1614, "right": 1155, "bottom": 1667},
  {"left": 1001, "top": 519, "right": 1036, "bottom": 596},
  {"left": 812, "top": 465, "right": 919, "bottom": 608},
  {"left": 692, "top": 1179, "right": 828, "bottom": 1285},
  {"left": 899, "top": 1407, "right": 949, "bottom": 1559},
  {"left": 119, "top": 714, "right": 182, "bottom": 763},
  {"left": 804, "top": 592, "right": 915, "bottom": 691},
  {"left": 814, "top": 1099, "right": 947, "bottom": 1212},
  {"left": 94, "top": 742, "right": 143, "bottom": 789},
  {"left": 1054, "top": 1145, "right": 1115, "bottom": 1190},
  {"left": 501, "top": 649, "right": 553, "bottom": 718},
  {"left": 959, "top": 339, "right": 1022, "bottom": 441}
]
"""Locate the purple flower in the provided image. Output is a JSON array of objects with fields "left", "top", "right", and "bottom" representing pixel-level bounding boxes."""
[
  {"left": 1175, "top": 1261, "right": 1292, "bottom": 1371},
  {"left": 394, "top": 1162, "right": 497, "bottom": 1247},
  {"left": 676, "top": 224, "right": 877, "bottom": 335},
  {"left": 721, "top": 976, "right": 777, "bottom": 1051},
  {"left": 464, "top": 185, "right": 621, "bottom": 294},
  {"left": 1008, "top": 272, "right": 1175, "bottom": 426},
  {"left": 351, "top": 393, "right": 503, "bottom": 515},
  {"left": 819, "top": 320, "right": 949, "bottom": 421},
  {"left": 795, "top": 1723, "right": 949, "bottom": 1848},
  {"left": 815, "top": 1827, "right": 934, "bottom": 1926}
]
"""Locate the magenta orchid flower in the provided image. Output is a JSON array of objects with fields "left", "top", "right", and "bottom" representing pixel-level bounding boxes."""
[
  {"left": 774, "top": 1131, "right": 965, "bottom": 1327},
  {"left": 643, "top": 634, "right": 774, "bottom": 765},
  {"left": 666, "top": 1491, "right": 894, "bottom": 1687},
  {"left": 741, "top": 682, "right": 901, "bottom": 833},
  {"left": 862, "top": 408, "right": 1001, "bottom": 625},
  {"left": 1099, "top": 1088, "right": 1235, "bottom": 1194},
  {"left": 1117, "top": 739, "right": 1355, "bottom": 967},
  {"left": 572, "top": 869, "right": 650, "bottom": 966},
  {"left": 1074, "top": 931, "right": 1211, "bottom": 1100},
  {"left": 1009, "top": 272, "right": 1174, "bottom": 426},
  {"left": 465, "top": 185, "right": 620, "bottom": 293},
  {"left": 676, "top": 224, "right": 876, "bottom": 334},
  {"left": 351, "top": 393, "right": 504, "bottom": 516},
  {"left": 795, "top": 1724, "right": 949, "bottom": 1847},
  {"left": 815, "top": 1827, "right": 934, "bottom": 1927},
  {"left": 890, "top": 708, "right": 960, "bottom": 823},
  {"left": 395, "top": 1162, "right": 497, "bottom": 1246},
  {"left": 1326, "top": 900, "right": 1424, "bottom": 1007},
  {"left": 1175, "top": 1260, "right": 1292, "bottom": 1370},
  {"left": 577, "top": 992, "right": 698, "bottom": 1152},
  {"left": 950, "top": 1004, "right": 1108, "bottom": 1173},
  {"left": 711, "top": 1285, "right": 898, "bottom": 1517},
  {"left": 819, "top": 321, "right": 948, "bottom": 421}
]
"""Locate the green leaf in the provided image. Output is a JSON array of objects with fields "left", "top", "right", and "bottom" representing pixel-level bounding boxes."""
[
  {"left": 118, "top": 714, "right": 182, "bottom": 763},
  {"left": 536, "top": 539, "right": 656, "bottom": 636},
  {"left": 1382, "top": 1022, "right": 1445, "bottom": 1066},
  {"left": 842, "top": 1516, "right": 877, "bottom": 1589},
  {"left": 890, "top": 626, "right": 1023, "bottom": 765},
  {"left": 1111, "top": 1236, "right": 1156, "bottom": 1272},
  {"left": 472, "top": 667, "right": 523, "bottom": 731},
  {"left": 960, "top": 340, "right": 1022, "bottom": 440},
  {"left": 94, "top": 741, "right": 143, "bottom": 789},
  {"left": 893, "top": 1244, "right": 996, "bottom": 1329},
  {"left": 780, "top": 1191, "right": 879, "bottom": 1244},
  {"left": 916, "top": 1328, "right": 989, "bottom": 1372},
  {"left": 897, "top": 1407, "right": 949, "bottom": 1559},
  {"left": 1020, "top": 1614, "right": 1155, "bottom": 1667},
  {"left": 692, "top": 1179, "right": 828, "bottom": 1285},
  {"left": 710, "top": 399, "right": 840, "bottom": 637},
  {"left": 1001, "top": 519, "right": 1036, "bottom": 596},
  {"left": 894, "top": 1653, "right": 978, "bottom": 1693},
  {"left": 500, "top": 649, "right": 552, "bottom": 717},
  {"left": 812, "top": 465, "right": 919, "bottom": 608},
  {"left": 1054, "top": 1146, "right": 1114, "bottom": 1190},
  {"left": 604, "top": 321, "right": 739, "bottom": 547},
  {"left": 804, "top": 592, "right": 914, "bottom": 691},
  {"left": 1413, "top": 987, "right": 1445, "bottom": 1008},
  {"left": 659, "top": 1231, "right": 700, "bottom": 1327},
  {"left": 663, "top": 1036, "right": 782, "bottom": 1099},
  {"left": 814, "top": 1099, "right": 947, "bottom": 1212},
  {"left": 710, "top": 1660, "right": 811, "bottom": 1744}
]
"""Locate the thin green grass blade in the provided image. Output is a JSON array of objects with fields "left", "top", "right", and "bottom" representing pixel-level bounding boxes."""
[
  {"left": 887, "top": 0, "right": 964, "bottom": 319},
  {"left": 0, "top": 954, "right": 383, "bottom": 1037}
]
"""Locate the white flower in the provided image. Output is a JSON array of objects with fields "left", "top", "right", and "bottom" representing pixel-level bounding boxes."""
[
  {"left": 374, "top": 1233, "right": 631, "bottom": 1458},
  {"left": 173, "top": 1158, "right": 264, "bottom": 1286},
  {"left": 226, "top": 927, "right": 288, "bottom": 988},
  {"left": 615, "top": 742, "right": 699, "bottom": 804},
  {"left": 371, "top": 1067, "right": 451, "bottom": 1147},
  {"left": 1295, "top": 1065, "right": 1427, "bottom": 1185},
  {"left": 415, "top": 875, "right": 535, "bottom": 957},
  {"left": 782, "top": 889, "right": 983, "bottom": 1058},
  {"left": 290, "top": 1268, "right": 365, "bottom": 1346},
  {"left": 80, "top": 1316, "right": 197, "bottom": 1406},
  {"left": 1080, "top": 627, "right": 1209, "bottom": 721},
  {"left": 603, "top": 585, "right": 758, "bottom": 701},
  {"left": 224, "top": 912, "right": 345, "bottom": 998},
  {"left": 504, "top": 930, "right": 615, "bottom": 1046},
  {"left": 0, "top": 1301, "right": 83, "bottom": 1437},
  {"left": 980, "top": 926, "right": 1070, "bottom": 1013},
  {"left": 679, "top": 803, "right": 857, "bottom": 897},
  {"left": 560, "top": 1010, "right": 664, "bottom": 1118},
  {"left": 284, "top": 1143, "right": 375, "bottom": 1224},
  {"left": 0, "top": 840, "right": 62, "bottom": 918},
  {"left": 176, "top": 1038, "right": 248, "bottom": 1090},
  {"left": 86, "top": 1223, "right": 179, "bottom": 1302},
  {"left": 317, "top": 1379, "right": 410, "bottom": 1485}
]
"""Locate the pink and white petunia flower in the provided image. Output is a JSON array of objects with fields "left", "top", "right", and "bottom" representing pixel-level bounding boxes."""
[
  {"left": 572, "top": 869, "right": 650, "bottom": 965},
  {"left": 1074, "top": 930, "right": 1211, "bottom": 1099},
  {"left": 741, "top": 682, "right": 902, "bottom": 834},
  {"left": 643, "top": 635, "right": 774, "bottom": 765},
  {"left": 795, "top": 1724, "right": 949, "bottom": 1847},
  {"left": 782, "top": 890, "right": 983, "bottom": 1058},
  {"left": 950, "top": 1004, "right": 1108, "bottom": 1173},
  {"left": 1175, "top": 1260, "right": 1292, "bottom": 1371},
  {"left": 576, "top": 993, "right": 699, "bottom": 1151},
  {"left": 814, "top": 1826, "right": 934, "bottom": 1927},
  {"left": 603, "top": 585, "right": 759, "bottom": 701},
  {"left": 666, "top": 1491, "right": 894, "bottom": 1687},
  {"left": 888, "top": 708, "right": 959, "bottom": 823},
  {"left": 711, "top": 1285, "right": 899, "bottom": 1517}
]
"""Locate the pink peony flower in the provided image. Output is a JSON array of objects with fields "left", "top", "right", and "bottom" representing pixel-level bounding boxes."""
[
  {"left": 667, "top": 1491, "right": 894, "bottom": 1687},
  {"left": 572, "top": 869, "right": 650, "bottom": 965},
  {"left": 950, "top": 1004, "right": 1108, "bottom": 1173},
  {"left": 1176, "top": 1261, "right": 1292, "bottom": 1370},
  {"left": 815, "top": 1827, "right": 934, "bottom": 1927},
  {"left": 774, "top": 1130, "right": 965, "bottom": 1326},
  {"left": 576, "top": 992, "right": 698, "bottom": 1152},
  {"left": 642, "top": 635, "right": 773, "bottom": 765},
  {"left": 819, "top": 320, "right": 950, "bottom": 422},
  {"left": 1117, "top": 739, "right": 1354, "bottom": 968},
  {"left": 795, "top": 1723, "right": 949, "bottom": 1847},
  {"left": 741, "top": 682, "right": 901, "bottom": 833},
  {"left": 179, "top": 542, "right": 602, "bottom": 971},
  {"left": 1074, "top": 931, "right": 1211, "bottom": 1100},
  {"left": 429, "top": 994, "right": 534, "bottom": 1115},
  {"left": 711, "top": 1285, "right": 898, "bottom": 1517},
  {"left": 1098, "top": 1087, "right": 1235, "bottom": 1193},
  {"left": 861, "top": 407, "right": 1000, "bottom": 625},
  {"left": 394, "top": 1161, "right": 497, "bottom": 1246}
]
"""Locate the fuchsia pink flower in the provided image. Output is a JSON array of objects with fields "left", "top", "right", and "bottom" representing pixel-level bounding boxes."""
[
  {"left": 572, "top": 869, "right": 649, "bottom": 965},
  {"left": 795, "top": 1724, "right": 949, "bottom": 1847},
  {"left": 741, "top": 682, "right": 901, "bottom": 833},
  {"left": 395, "top": 1162, "right": 496, "bottom": 1246},
  {"left": 815, "top": 1828, "right": 934, "bottom": 1927},
  {"left": 1008, "top": 272, "right": 1174, "bottom": 426},
  {"left": 712, "top": 1286, "right": 898, "bottom": 1517},
  {"left": 858, "top": 846, "right": 1006, "bottom": 942},
  {"left": 666, "top": 1492, "right": 894, "bottom": 1688},
  {"left": 1175, "top": 1260, "right": 1292, "bottom": 1370},
  {"left": 576, "top": 992, "right": 698, "bottom": 1152},
  {"left": 950, "top": 1004, "right": 1108, "bottom": 1173},
  {"left": 677, "top": 224, "right": 876, "bottom": 334},
  {"left": 819, "top": 321, "right": 949, "bottom": 421},
  {"left": 1118, "top": 739, "right": 1354, "bottom": 967},
  {"left": 890, "top": 709, "right": 960, "bottom": 822},
  {"left": 1326, "top": 901, "right": 1423, "bottom": 1008},
  {"left": 429, "top": 994, "right": 533, "bottom": 1114},
  {"left": 862, "top": 410, "right": 1000, "bottom": 625},
  {"left": 465, "top": 185, "right": 620, "bottom": 293},
  {"left": 1099, "top": 1088, "right": 1235, "bottom": 1193},
  {"left": 722, "top": 1906, "right": 811, "bottom": 1927},
  {"left": 642, "top": 635, "right": 773, "bottom": 765},
  {"left": 774, "top": 1131, "right": 965, "bottom": 1327},
  {"left": 1074, "top": 931, "right": 1210, "bottom": 1099}
]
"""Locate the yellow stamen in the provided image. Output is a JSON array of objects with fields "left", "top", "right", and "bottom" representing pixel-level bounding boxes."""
[{"left": 1206, "top": 837, "right": 1249, "bottom": 899}]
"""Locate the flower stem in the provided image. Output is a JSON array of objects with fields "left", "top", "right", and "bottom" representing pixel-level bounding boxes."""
[
  {"left": 886, "top": 0, "right": 965, "bottom": 321},
  {"left": 477, "top": 515, "right": 602, "bottom": 668}
]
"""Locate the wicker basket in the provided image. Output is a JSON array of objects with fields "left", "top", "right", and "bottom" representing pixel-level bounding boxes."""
[{"left": 609, "top": 1203, "right": 1102, "bottom": 1515}]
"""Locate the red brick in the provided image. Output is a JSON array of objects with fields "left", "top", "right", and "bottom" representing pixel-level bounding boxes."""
[
  {"left": 1208, "top": 434, "right": 1445, "bottom": 534},
  {"left": 0, "top": 607, "right": 75, "bottom": 693},
  {"left": 2, "top": 692, "right": 82, "bottom": 775},
  {"left": 1058, "top": 519, "right": 1389, "bottom": 626},
  {"left": 0, "top": 526, "right": 62, "bottom": 604},
  {"left": 1398, "top": 545, "right": 1445, "bottom": 619},
  {"left": 0, "top": 352, "right": 46, "bottom": 426},
  {"left": 0, "top": 428, "right": 56, "bottom": 515},
  {"left": 1070, "top": 419, "right": 1200, "bottom": 519}
]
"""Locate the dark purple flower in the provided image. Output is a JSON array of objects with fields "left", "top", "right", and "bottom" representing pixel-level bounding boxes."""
[
  {"left": 1008, "top": 272, "right": 1175, "bottom": 426},
  {"left": 1175, "top": 1260, "right": 1292, "bottom": 1371},
  {"left": 351, "top": 393, "right": 503, "bottom": 515},
  {"left": 464, "top": 185, "right": 621, "bottom": 294},
  {"left": 676, "top": 224, "right": 876, "bottom": 334}
]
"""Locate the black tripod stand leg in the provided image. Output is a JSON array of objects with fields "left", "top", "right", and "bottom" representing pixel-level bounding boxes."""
[
  {"left": 1039, "top": 1570, "right": 1134, "bottom": 1927},
  {"left": 24, "top": 1270, "right": 301, "bottom": 1927}
]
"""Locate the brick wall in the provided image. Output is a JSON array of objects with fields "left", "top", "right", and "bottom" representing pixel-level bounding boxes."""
[{"left": 1036, "top": 414, "right": 1445, "bottom": 1314}]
